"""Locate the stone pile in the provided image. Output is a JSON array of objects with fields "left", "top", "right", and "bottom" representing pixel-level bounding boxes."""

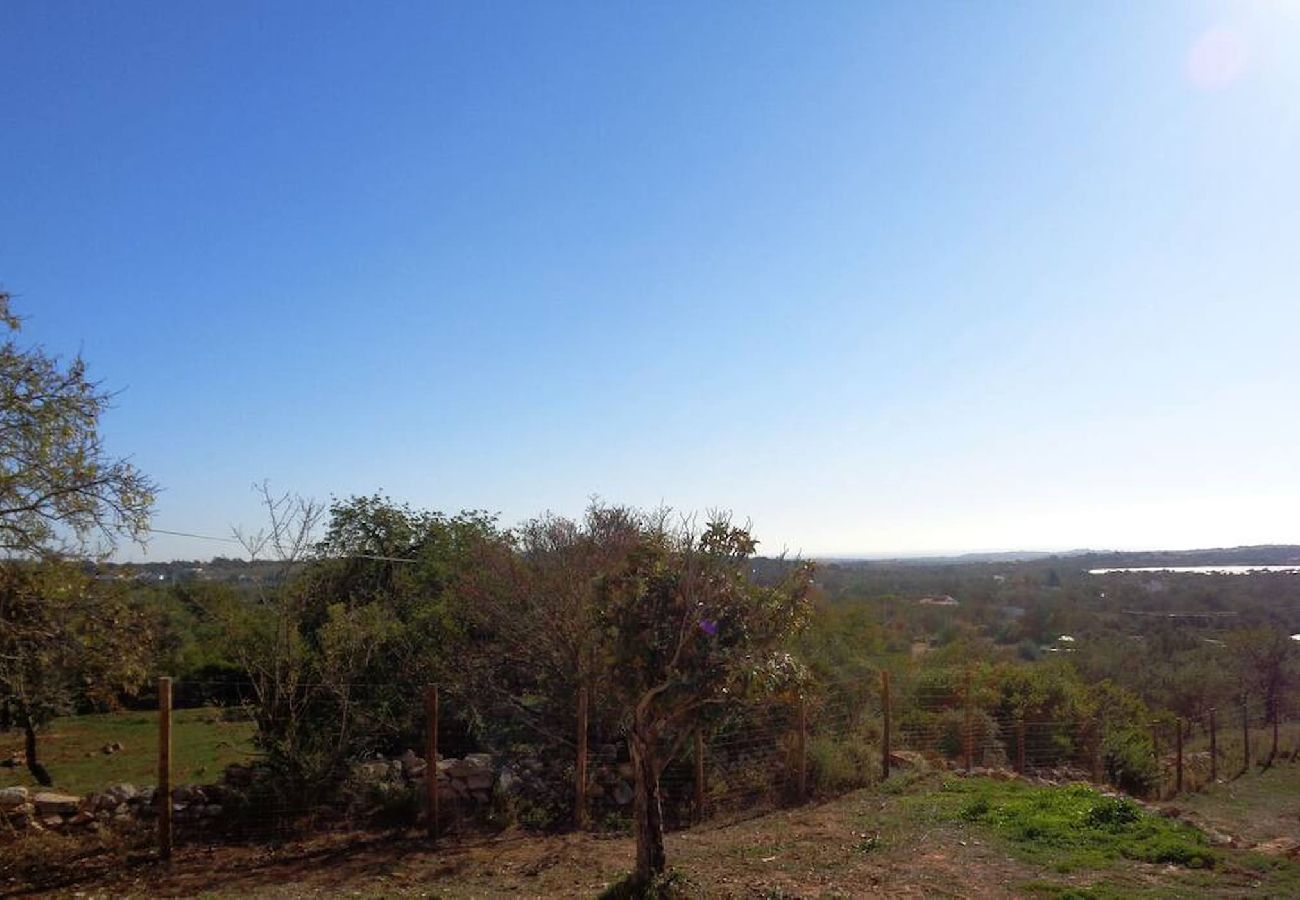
[
  {"left": 0, "top": 783, "right": 160, "bottom": 832},
  {"left": 0, "top": 751, "right": 511, "bottom": 835},
  {"left": 347, "top": 750, "right": 498, "bottom": 809}
]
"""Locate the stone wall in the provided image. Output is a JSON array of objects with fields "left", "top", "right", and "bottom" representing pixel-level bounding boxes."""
[{"left": 0, "top": 751, "right": 503, "bottom": 836}]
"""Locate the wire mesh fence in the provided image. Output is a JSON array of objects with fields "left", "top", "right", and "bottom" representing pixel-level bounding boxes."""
[{"left": 5, "top": 666, "right": 1300, "bottom": 859}]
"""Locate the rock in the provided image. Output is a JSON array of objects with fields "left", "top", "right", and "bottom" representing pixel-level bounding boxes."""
[
  {"left": 69, "top": 811, "right": 96, "bottom": 827},
  {"left": 496, "top": 770, "right": 520, "bottom": 795},
  {"left": 464, "top": 772, "right": 494, "bottom": 791},
  {"left": 612, "top": 780, "right": 634, "bottom": 805},
  {"left": 470, "top": 790, "right": 490, "bottom": 804},
  {"left": 0, "top": 786, "right": 29, "bottom": 808},
  {"left": 107, "top": 782, "right": 138, "bottom": 802},
  {"left": 447, "top": 757, "right": 483, "bottom": 778},
  {"left": 357, "top": 760, "right": 389, "bottom": 781},
  {"left": 33, "top": 792, "right": 81, "bottom": 816},
  {"left": 224, "top": 763, "right": 252, "bottom": 785},
  {"left": 205, "top": 804, "right": 223, "bottom": 817},
  {"left": 888, "top": 750, "right": 928, "bottom": 770}
]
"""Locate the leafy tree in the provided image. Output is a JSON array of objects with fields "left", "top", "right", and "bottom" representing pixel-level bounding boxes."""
[
  {"left": 0, "top": 289, "right": 158, "bottom": 785},
  {"left": 597, "top": 517, "right": 813, "bottom": 881},
  {"left": 222, "top": 490, "right": 500, "bottom": 787},
  {"left": 0, "top": 290, "right": 156, "bottom": 557},
  {"left": 454, "top": 503, "right": 645, "bottom": 784},
  {"left": 0, "top": 562, "right": 155, "bottom": 785}
]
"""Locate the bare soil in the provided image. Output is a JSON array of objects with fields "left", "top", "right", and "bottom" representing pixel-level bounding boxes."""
[{"left": 6, "top": 777, "right": 1298, "bottom": 898}]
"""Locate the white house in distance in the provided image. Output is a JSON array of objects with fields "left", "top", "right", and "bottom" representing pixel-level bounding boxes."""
[{"left": 917, "top": 594, "right": 959, "bottom": 607}]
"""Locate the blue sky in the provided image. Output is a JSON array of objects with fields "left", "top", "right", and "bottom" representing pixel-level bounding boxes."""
[{"left": 2, "top": 1, "right": 1299, "bottom": 560}]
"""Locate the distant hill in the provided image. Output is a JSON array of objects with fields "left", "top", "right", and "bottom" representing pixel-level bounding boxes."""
[{"left": 814, "top": 545, "right": 1300, "bottom": 569}]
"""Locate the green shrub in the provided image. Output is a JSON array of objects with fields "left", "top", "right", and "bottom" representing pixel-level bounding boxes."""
[
  {"left": 1081, "top": 795, "right": 1140, "bottom": 830},
  {"left": 946, "top": 780, "right": 1216, "bottom": 872},
  {"left": 1102, "top": 727, "right": 1160, "bottom": 796},
  {"left": 807, "top": 734, "right": 876, "bottom": 794}
]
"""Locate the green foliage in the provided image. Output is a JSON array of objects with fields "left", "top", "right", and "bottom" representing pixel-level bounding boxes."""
[
  {"left": 947, "top": 780, "right": 1216, "bottom": 871},
  {"left": 0, "top": 562, "right": 157, "bottom": 784},
  {"left": 1102, "top": 726, "right": 1160, "bottom": 796},
  {"left": 807, "top": 732, "right": 877, "bottom": 794},
  {"left": 0, "top": 291, "right": 156, "bottom": 558},
  {"left": 598, "top": 516, "right": 814, "bottom": 878},
  {"left": 223, "top": 493, "right": 501, "bottom": 787}
]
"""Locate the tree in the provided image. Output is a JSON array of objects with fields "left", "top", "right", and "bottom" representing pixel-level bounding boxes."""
[
  {"left": 455, "top": 503, "right": 645, "bottom": 823},
  {"left": 598, "top": 517, "right": 813, "bottom": 882},
  {"left": 0, "top": 289, "right": 157, "bottom": 785},
  {"left": 0, "top": 290, "right": 156, "bottom": 558},
  {"left": 221, "top": 489, "right": 499, "bottom": 788},
  {"left": 0, "top": 562, "right": 155, "bottom": 785},
  {"left": 1233, "top": 626, "right": 1296, "bottom": 762}
]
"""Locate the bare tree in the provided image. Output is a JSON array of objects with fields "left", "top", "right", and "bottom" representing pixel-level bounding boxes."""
[{"left": 223, "top": 483, "right": 327, "bottom": 777}]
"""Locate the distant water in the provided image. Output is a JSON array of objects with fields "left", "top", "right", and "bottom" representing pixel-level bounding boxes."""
[{"left": 1088, "top": 565, "right": 1300, "bottom": 575}]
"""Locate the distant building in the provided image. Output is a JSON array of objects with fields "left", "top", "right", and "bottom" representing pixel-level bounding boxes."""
[{"left": 917, "top": 595, "right": 959, "bottom": 606}]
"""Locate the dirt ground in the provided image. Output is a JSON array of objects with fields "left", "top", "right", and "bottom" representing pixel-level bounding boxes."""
[{"left": 6, "top": 779, "right": 1297, "bottom": 898}]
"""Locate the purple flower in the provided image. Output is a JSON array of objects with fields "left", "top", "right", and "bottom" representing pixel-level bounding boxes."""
[{"left": 699, "top": 618, "right": 718, "bottom": 636}]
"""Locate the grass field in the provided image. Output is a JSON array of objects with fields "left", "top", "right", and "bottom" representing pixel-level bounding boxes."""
[{"left": 0, "top": 707, "right": 256, "bottom": 795}]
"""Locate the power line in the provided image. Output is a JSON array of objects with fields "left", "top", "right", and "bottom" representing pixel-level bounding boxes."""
[
  {"left": 145, "top": 527, "right": 241, "bottom": 544},
  {"left": 143, "top": 527, "right": 418, "bottom": 564}
]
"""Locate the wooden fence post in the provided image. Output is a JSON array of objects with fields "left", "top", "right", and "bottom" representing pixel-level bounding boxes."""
[
  {"left": 1271, "top": 704, "right": 1280, "bottom": 764},
  {"left": 963, "top": 670, "right": 973, "bottom": 773},
  {"left": 881, "top": 670, "right": 891, "bottom": 782},
  {"left": 157, "top": 676, "right": 172, "bottom": 861},
  {"left": 425, "top": 685, "right": 439, "bottom": 842},
  {"left": 1175, "top": 718, "right": 1184, "bottom": 794},
  {"left": 575, "top": 684, "right": 589, "bottom": 829},
  {"left": 1016, "top": 718, "right": 1026, "bottom": 775},
  {"left": 1092, "top": 716, "right": 1104, "bottom": 784},
  {"left": 797, "top": 694, "right": 808, "bottom": 802},
  {"left": 694, "top": 728, "right": 706, "bottom": 823},
  {"left": 1209, "top": 708, "right": 1217, "bottom": 783},
  {"left": 1242, "top": 696, "right": 1250, "bottom": 771}
]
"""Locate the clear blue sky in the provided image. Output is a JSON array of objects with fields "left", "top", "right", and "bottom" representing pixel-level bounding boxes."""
[{"left": 3, "top": 1, "right": 1298, "bottom": 561}]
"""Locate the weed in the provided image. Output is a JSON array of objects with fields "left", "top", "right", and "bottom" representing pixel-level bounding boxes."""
[
  {"left": 598, "top": 868, "right": 694, "bottom": 899},
  {"left": 942, "top": 779, "right": 1218, "bottom": 871}
]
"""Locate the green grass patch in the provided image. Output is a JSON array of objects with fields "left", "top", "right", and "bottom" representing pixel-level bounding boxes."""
[
  {"left": 918, "top": 778, "right": 1217, "bottom": 873},
  {"left": 0, "top": 706, "right": 256, "bottom": 794}
]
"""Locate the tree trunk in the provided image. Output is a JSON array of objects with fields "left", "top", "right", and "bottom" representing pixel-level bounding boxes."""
[
  {"left": 629, "top": 726, "right": 666, "bottom": 881},
  {"left": 21, "top": 714, "right": 52, "bottom": 787}
]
